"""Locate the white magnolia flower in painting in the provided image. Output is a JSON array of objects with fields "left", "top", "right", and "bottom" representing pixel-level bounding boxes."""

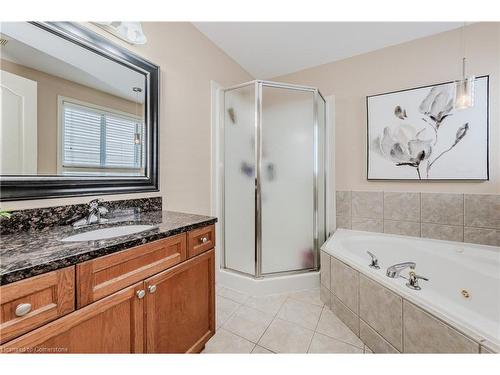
[
  {"left": 418, "top": 85, "right": 454, "bottom": 127},
  {"left": 374, "top": 124, "right": 433, "bottom": 179}
]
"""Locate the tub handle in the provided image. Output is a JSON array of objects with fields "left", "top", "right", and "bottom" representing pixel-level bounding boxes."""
[
  {"left": 367, "top": 251, "right": 380, "bottom": 269},
  {"left": 406, "top": 271, "right": 429, "bottom": 290}
]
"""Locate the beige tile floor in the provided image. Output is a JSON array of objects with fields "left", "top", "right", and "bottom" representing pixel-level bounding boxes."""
[{"left": 202, "top": 286, "right": 371, "bottom": 354}]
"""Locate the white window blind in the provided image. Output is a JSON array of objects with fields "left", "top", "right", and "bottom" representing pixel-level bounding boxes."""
[{"left": 62, "top": 101, "right": 144, "bottom": 170}]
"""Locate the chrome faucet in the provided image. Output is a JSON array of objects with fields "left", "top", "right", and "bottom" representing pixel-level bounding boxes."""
[
  {"left": 406, "top": 270, "right": 429, "bottom": 290},
  {"left": 386, "top": 261, "right": 416, "bottom": 278},
  {"left": 72, "top": 199, "right": 109, "bottom": 228},
  {"left": 367, "top": 251, "right": 380, "bottom": 269}
]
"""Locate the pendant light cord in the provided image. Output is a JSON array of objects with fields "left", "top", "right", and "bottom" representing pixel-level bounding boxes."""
[{"left": 461, "top": 22, "right": 466, "bottom": 79}]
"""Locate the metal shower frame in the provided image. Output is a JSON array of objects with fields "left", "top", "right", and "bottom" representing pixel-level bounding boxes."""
[{"left": 220, "top": 80, "right": 326, "bottom": 279}]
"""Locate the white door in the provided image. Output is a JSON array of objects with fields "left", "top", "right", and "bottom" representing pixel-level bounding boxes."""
[{"left": 0, "top": 69, "right": 37, "bottom": 174}]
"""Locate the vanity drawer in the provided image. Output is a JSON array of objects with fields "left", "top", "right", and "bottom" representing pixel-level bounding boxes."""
[
  {"left": 187, "top": 225, "right": 215, "bottom": 258},
  {"left": 77, "top": 233, "right": 187, "bottom": 307},
  {"left": 0, "top": 267, "right": 75, "bottom": 344}
]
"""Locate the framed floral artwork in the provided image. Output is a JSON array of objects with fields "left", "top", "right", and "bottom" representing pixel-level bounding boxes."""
[{"left": 367, "top": 76, "right": 489, "bottom": 180}]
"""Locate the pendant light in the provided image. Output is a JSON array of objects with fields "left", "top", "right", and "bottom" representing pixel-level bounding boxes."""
[
  {"left": 454, "top": 22, "right": 475, "bottom": 110},
  {"left": 132, "top": 87, "right": 142, "bottom": 145}
]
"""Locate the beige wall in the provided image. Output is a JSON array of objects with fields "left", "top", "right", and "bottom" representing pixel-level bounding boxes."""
[
  {"left": 1, "top": 59, "right": 139, "bottom": 174},
  {"left": 273, "top": 22, "right": 500, "bottom": 194},
  {"left": 2, "top": 22, "right": 253, "bottom": 212}
]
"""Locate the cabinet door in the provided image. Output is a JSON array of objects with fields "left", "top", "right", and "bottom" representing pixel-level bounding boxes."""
[
  {"left": 1, "top": 282, "right": 145, "bottom": 354},
  {"left": 145, "top": 249, "right": 215, "bottom": 353}
]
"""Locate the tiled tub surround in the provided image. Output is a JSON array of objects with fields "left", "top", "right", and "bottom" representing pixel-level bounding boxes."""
[
  {"left": 335, "top": 191, "right": 500, "bottom": 246},
  {"left": 0, "top": 209, "right": 217, "bottom": 285},
  {"left": 320, "top": 229, "right": 499, "bottom": 353}
]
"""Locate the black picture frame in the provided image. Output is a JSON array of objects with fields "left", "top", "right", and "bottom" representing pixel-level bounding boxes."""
[
  {"left": 366, "top": 75, "right": 489, "bottom": 181},
  {"left": 0, "top": 22, "right": 160, "bottom": 201}
]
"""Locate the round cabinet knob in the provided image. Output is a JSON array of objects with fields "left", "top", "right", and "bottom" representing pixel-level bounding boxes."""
[
  {"left": 148, "top": 285, "right": 157, "bottom": 293},
  {"left": 136, "top": 290, "right": 146, "bottom": 299},
  {"left": 201, "top": 237, "right": 208, "bottom": 244},
  {"left": 15, "top": 303, "right": 32, "bottom": 317}
]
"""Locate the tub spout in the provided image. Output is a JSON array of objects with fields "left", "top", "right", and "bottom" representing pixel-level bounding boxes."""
[{"left": 386, "top": 262, "right": 416, "bottom": 278}]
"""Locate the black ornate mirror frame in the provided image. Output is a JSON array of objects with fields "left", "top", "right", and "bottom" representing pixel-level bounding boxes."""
[{"left": 0, "top": 22, "right": 159, "bottom": 201}]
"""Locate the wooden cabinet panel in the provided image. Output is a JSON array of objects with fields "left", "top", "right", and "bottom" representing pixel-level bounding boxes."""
[
  {"left": 1, "top": 282, "right": 144, "bottom": 354},
  {"left": 0, "top": 267, "right": 74, "bottom": 344},
  {"left": 145, "top": 249, "right": 215, "bottom": 353},
  {"left": 187, "top": 225, "right": 215, "bottom": 258},
  {"left": 77, "top": 233, "right": 186, "bottom": 307}
]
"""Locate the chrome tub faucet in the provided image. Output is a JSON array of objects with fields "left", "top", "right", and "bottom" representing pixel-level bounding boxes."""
[
  {"left": 367, "top": 251, "right": 380, "bottom": 269},
  {"left": 406, "top": 270, "right": 429, "bottom": 290},
  {"left": 73, "top": 199, "right": 109, "bottom": 228},
  {"left": 386, "top": 261, "right": 416, "bottom": 278}
]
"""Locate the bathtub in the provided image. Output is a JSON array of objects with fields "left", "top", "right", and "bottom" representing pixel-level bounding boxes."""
[{"left": 321, "top": 229, "right": 500, "bottom": 353}]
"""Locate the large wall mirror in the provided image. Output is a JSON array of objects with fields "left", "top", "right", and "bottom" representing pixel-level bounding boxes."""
[{"left": 0, "top": 22, "right": 159, "bottom": 201}]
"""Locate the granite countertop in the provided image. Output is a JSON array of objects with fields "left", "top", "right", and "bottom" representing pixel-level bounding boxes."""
[{"left": 0, "top": 210, "right": 217, "bottom": 285}]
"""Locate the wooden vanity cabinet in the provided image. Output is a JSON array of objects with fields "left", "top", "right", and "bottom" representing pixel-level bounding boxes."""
[
  {"left": 77, "top": 233, "right": 187, "bottom": 308},
  {"left": 145, "top": 249, "right": 215, "bottom": 353},
  {"left": 1, "top": 282, "right": 145, "bottom": 353},
  {"left": 0, "top": 225, "right": 215, "bottom": 354}
]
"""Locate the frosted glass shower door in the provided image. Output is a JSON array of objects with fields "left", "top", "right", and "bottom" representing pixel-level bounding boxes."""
[
  {"left": 260, "top": 85, "right": 316, "bottom": 274},
  {"left": 223, "top": 84, "right": 255, "bottom": 275}
]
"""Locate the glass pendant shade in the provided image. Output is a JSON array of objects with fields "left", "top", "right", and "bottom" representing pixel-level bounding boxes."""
[
  {"left": 454, "top": 56, "right": 475, "bottom": 110},
  {"left": 454, "top": 75, "right": 475, "bottom": 110}
]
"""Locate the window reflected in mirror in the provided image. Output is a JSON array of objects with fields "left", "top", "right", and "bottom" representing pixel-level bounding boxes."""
[{"left": 0, "top": 22, "right": 147, "bottom": 177}]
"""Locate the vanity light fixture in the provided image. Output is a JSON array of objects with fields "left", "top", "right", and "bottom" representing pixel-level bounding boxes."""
[
  {"left": 454, "top": 22, "right": 475, "bottom": 110},
  {"left": 93, "top": 22, "right": 147, "bottom": 45}
]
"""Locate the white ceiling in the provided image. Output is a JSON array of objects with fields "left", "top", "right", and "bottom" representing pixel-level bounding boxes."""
[{"left": 193, "top": 22, "right": 463, "bottom": 78}]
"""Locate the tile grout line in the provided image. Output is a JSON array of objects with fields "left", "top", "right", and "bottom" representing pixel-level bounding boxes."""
[
  {"left": 258, "top": 294, "right": 323, "bottom": 353},
  {"left": 218, "top": 296, "right": 281, "bottom": 350},
  {"left": 218, "top": 286, "right": 250, "bottom": 305},
  {"left": 419, "top": 192, "right": 422, "bottom": 237},
  {"left": 401, "top": 297, "right": 405, "bottom": 353},
  {"left": 218, "top": 298, "right": 280, "bottom": 350},
  {"left": 382, "top": 192, "right": 385, "bottom": 233},
  {"left": 350, "top": 190, "right": 353, "bottom": 229},
  {"left": 253, "top": 295, "right": 288, "bottom": 351},
  {"left": 312, "top": 304, "right": 365, "bottom": 352},
  {"left": 276, "top": 295, "right": 324, "bottom": 331},
  {"left": 217, "top": 300, "right": 242, "bottom": 330},
  {"left": 320, "top": 298, "right": 366, "bottom": 349},
  {"left": 306, "top": 304, "right": 325, "bottom": 353},
  {"left": 215, "top": 327, "right": 258, "bottom": 352},
  {"left": 463, "top": 194, "right": 466, "bottom": 241}
]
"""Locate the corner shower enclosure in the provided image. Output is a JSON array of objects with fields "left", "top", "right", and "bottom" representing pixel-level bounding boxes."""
[{"left": 220, "top": 80, "right": 326, "bottom": 279}]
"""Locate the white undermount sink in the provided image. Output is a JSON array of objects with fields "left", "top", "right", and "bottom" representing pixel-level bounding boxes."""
[{"left": 61, "top": 225, "right": 157, "bottom": 242}]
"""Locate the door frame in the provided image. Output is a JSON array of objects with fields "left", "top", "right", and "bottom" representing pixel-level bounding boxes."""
[{"left": 0, "top": 69, "right": 38, "bottom": 174}]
